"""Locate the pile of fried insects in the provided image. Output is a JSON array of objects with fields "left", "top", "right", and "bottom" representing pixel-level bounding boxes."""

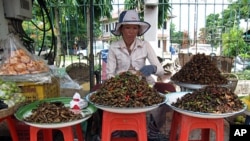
[{"left": 90, "top": 71, "right": 165, "bottom": 108}]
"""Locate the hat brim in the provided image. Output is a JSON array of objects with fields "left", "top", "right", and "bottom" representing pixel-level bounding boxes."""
[{"left": 111, "top": 21, "right": 151, "bottom": 36}]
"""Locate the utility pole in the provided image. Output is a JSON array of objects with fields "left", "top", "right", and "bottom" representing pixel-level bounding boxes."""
[
  {"left": 144, "top": 0, "right": 159, "bottom": 56},
  {"left": 193, "top": 0, "right": 198, "bottom": 46},
  {"left": 89, "top": 0, "right": 95, "bottom": 90}
]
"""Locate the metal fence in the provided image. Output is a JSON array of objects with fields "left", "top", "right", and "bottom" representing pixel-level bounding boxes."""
[
  {"left": 108, "top": 0, "right": 249, "bottom": 73},
  {"left": 23, "top": 0, "right": 250, "bottom": 73},
  {"left": 109, "top": 0, "right": 247, "bottom": 51}
]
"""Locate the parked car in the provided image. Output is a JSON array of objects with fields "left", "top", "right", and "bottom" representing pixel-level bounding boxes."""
[
  {"left": 76, "top": 49, "right": 87, "bottom": 59},
  {"left": 232, "top": 56, "right": 250, "bottom": 72},
  {"left": 77, "top": 41, "right": 110, "bottom": 59},
  {"left": 179, "top": 46, "right": 218, "bottom": 56},
  {"left": 35, "top": 46, "right": 51, "bottom": 56}
]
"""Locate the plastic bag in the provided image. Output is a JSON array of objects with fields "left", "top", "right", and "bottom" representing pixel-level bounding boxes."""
[
  {"left": 49, "top": 65, "right": 82, "bottom": 89},
  {"left": 0, "top": 34, "right": 50, "bottom": 82}
]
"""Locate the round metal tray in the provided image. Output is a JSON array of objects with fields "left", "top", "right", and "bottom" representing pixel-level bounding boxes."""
[
  {"left": 166, "top": 92, "right": 247, "bottom": 119},
  {"left": 86, "top": 92, "right": 167, "bottom": 114},
  {"left": 15, "top": 97, "right": 96, "bottom": 128}
]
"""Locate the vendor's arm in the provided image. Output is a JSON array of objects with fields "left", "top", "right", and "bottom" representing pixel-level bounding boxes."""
[
  {"left": 144, "top": 41, "right": 164, "bottom": 76},
  {"left": 106, "top": 45, "right": 117, "bottom": 79}
]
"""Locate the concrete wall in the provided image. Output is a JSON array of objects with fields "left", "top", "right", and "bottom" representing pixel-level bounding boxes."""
[{"left": 0, "top": 0, "right": 9, "bottom": 40}]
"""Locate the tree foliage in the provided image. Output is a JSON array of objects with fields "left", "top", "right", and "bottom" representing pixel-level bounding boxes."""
[
  {"left": 222, "top": 27, "right": 247, "bottom": 57},
  {"left": 22, "top": 0, "right": 113, "bottom": 66},
  {"left": 205, "top": 13, "right": 221, "bottom": 47},
  {"left": 204, "top": 0, "right": 250, "bottom": 57},
  {"left": 124, "top": 0, "right": 171, "bottom": 28},
  {"left": 170, "top": 23, "right": 185, "bottom": 46}
]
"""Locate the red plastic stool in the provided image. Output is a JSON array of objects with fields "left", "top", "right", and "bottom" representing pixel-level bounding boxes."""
[
  {"left": 101, "top": 111, "right": 147, "bottom": 141},
  {"left": 29, "top": 123, "right": 84, "bottom": 141},
  {"left": 0, "top": 116, "right": 18, "bottom": 141},
  {"left": 169, "top": 111, "right": 224, "bottom": 141}
]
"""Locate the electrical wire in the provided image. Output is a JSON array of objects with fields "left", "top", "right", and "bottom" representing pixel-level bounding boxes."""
[
  {"left": 10, "top": 19, "right": 35, "bottom": 53},
  {"left": 35, "top": 0, "right": 56, "bottom": 65},
  {"left": 8, "top": 0, "right": 56, "bottom": 65}
]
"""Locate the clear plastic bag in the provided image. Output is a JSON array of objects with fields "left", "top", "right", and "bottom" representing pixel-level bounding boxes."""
[
  {"left": 49, "top": 65, "right": 82, "bottom": 89},
  {"left": 0, "top": 34, "right": 50, "bottom": 82}
]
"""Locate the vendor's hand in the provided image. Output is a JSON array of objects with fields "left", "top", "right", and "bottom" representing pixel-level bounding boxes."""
[{"left": 139, "top": 65, "right": 157, "bottom": 76}]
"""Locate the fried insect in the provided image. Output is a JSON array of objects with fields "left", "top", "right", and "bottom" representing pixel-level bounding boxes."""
[
  {"left": 24, "top": 102, "right": 83, "bottom": 123},
  {"left": 90, "top": 71, "right": 165, "bottom": 108},
  {"left": 171, "top": 54, "right": 228, "bottom": 85},
  {"left": 172, "top": 85, "right": 245, "bottom": 113}
]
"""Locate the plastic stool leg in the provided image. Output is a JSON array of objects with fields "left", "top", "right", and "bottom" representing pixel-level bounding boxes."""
[
  {"left": 169, "top": 112, "right": 224, "bottom": 141},
  {"left": 102, "top": 111, "right": 147, "bottom": 141},
  {"left": 169, "top": 112, "right": 181, "bottom": 141},
  {"left": 5, "top": 116, "right": 18, "bottom": 141},
  {"left": 30, "top": 126, "right": 41, "bottom": 141},
  {"left": 215, "top": 120, "right": 224, "bottom": 141},
  {"left": 59, "top": 126, "right": 75, "bottom": 141},
  {"left": 200, "top": 129, "right": 210, "bottom": 141},
  {"left": 75, "top": 124, "right": 84, "bottom": 141},
  {"left": 178, "top": 117, "right": 209, "bottom": 141},
  {"left": 136, "top": 113, "right": 147, "bottom": 141},
  {"left": 178, "top": 118, "right": 190, "bottom": 141},
  {"left": 189, "top": 118, "right": 224, "bottom": 141},
  {"left": 101, "top": 112, "right": 112, "bottom": 141},
  {"left": 30, "top": 126, "right": 53, "bottom": 141},
  {"left": 29, "top": 126, "right": 79, "bottom": 141},
  {"left": 43, "top": 129, "right": 53, "bottom": 141}
]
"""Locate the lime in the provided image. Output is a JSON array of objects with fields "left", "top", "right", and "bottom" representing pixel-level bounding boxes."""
[{"left": 234, "top": 115, "right": 245, "bottom": 123}]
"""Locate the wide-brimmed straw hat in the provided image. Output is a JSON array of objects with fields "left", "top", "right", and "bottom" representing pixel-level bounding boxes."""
[{"left": 111, "top": 10, "right": 151, "bottom": 36}]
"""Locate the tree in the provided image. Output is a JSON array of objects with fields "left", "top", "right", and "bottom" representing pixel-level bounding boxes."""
[
  {"left": 205, "top": 13, "right": 222, "bottom": 47},
  {"left": 124, "top": 0, "right": 171, "bottom": 28},
  {"left": 198, "top": 27, "right": 207, "bottom": 44},
  {"left": 203, "top": 0, "right": 250, "bottom": 57},
  {"left": 170, "top": 23, "right": 185, "bottom": 46},
  {"left": 22, "top": 0, "right": 113, "bottom": 66},
  {"left": 220, "top": 0, "right": 250, "bottom": 58},
  {"left": 53, "top": 0, "right": 113, "bottom": 66},
  {"left": 222, "top": 27, "right": 247, "bottom": 57}
]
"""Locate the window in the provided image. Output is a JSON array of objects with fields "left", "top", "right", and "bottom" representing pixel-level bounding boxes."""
[
  {"left": 105, "top": 24, "right": 109, "bottom": 32},
  {"left": 163, "top": 21, "right": 167, "bottom": 29}
]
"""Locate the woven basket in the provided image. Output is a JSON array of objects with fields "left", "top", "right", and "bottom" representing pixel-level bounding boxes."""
[
  {"left": 0, "top": 101, "right": 27, "bottom": 118},
  {"left": 178, "top": 54, "right": 233, "bottom": 73},
  {"left": 66, "top": 63, "right": 90, "bottom": 84},
  {"left": 211, "top": 56, "right": 234, "bottom": 73},
  {"left": 222, "top": 73, "right": 238, "bottom": 92},
  {"left": 0, "top": 106, "right": 14, "bottom": 118},
  {"left": 178, "top": 53, "right": 193, "bottom": 67}
]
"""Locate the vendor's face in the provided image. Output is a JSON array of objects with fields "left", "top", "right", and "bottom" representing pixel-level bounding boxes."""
[{"left": 120, "top": 24, "right": 139, "bottom": 46}]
